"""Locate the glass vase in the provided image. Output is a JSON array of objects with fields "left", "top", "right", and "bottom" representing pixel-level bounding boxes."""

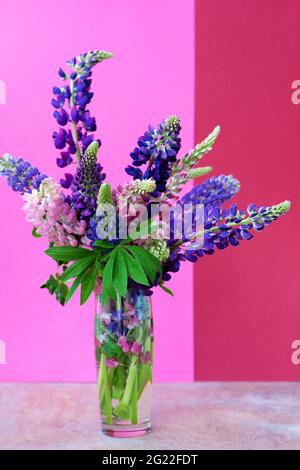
[{"left": 94, "top": 288, "right": 153, "bottom": 437}]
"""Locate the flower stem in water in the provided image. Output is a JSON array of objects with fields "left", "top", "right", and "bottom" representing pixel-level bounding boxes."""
[
  {"left": 97, "top": 354, "right": 105, "bottom": 401},
  {"left": 113, "top": 357, "right": 137, "bottom": 419},
  {"left": 131, "top": 369, "right": 138, "bottom": 425},
  {"left": 103, "top": 356, "right": 113, "bottom": 424}
]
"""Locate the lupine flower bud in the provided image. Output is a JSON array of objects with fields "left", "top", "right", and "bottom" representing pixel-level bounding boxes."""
[
  {"left": 149, "top": 240, "right": 170, "bottom": 262},
  {"left": 181, "top": 125, "right": 220, "bottom": 167},
  {"left": 97, "top": 182, "right": 113, "bottom": 205},
  {"left": 134, "top": 178, "right": 156, "bottom": 195},
  {"left": 68, "top": 51, "right": 113, "bottom": 77},
  {"left": 85, "top": 140, "right": 99, "bottom": 158},
  {"left": 165, "top": 114, "right": 180, "bottom": 133},
  {"left": 165, "top": 126, "right": 220, "bottom": 197},
  {"left": 186, "top": 166, "right": 213, "bottom": 179},
  {"left": 126, "top": 178, "right": 156, "bottom": 196}
]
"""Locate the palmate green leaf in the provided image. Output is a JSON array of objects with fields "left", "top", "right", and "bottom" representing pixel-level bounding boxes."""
[
  {"left": 45, "top": 246, "right": 94, "bottom": 263},
  {"left": 61, "top": 255, "right": 96, "bottom": 282},
  {"left": 125, "top": 245, "right": 161, "bottom": 283},
  {"left": 41, "top": 273, "right": 69, "bottom": 305},
  {"left": 41, "top": 274, "right": 58, "bottom": 294},
  {"left": 113, "top": 249, "right": 127, "bottom": 297},
  {"left": 102, "top": 249, "right": 117, "bottom": 305},
  {"left": 121, "top": 249, "right": 149, "bottom": 286},
  {"left": 80, "top": 263, "right": 98, "bottom": 305}
]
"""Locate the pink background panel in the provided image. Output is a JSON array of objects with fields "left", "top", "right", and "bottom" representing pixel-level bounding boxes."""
[
  {"left": 0, "top": 0, "right": 194, "bottom": 382},
  {"left": 195, "top": 0, "right": 300, "bottom": 380}
]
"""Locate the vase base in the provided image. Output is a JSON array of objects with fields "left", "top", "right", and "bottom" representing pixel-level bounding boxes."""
[{"left": 101, "top": 419, "right": 151, "bottom": 438}]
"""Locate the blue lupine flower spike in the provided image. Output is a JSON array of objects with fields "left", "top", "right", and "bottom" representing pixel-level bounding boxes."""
[
  {"left": 0, "top": 154, "right": 47, "bottom": 194},
  {"left": 183, "top": 200, "right": 291, "bottom": 259},
  {"left": 181, "top": 174, "right": 240, "bottom": 209}
]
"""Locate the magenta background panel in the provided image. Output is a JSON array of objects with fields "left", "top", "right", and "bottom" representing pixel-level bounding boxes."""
[
  {"left": 0, "top": 0, "right": 194, "bottom": 382},
  {"left": 195, "top": 0, "right": 299, "bottom": 380}
]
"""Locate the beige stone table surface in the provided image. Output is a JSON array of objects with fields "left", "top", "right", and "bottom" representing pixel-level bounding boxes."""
[{"left": 0, "top": 382, "right": 300, "bottom": 450}]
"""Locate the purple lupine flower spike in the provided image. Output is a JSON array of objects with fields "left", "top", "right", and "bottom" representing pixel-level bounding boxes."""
[
  {"left": 0, "top": 154, "right": 47, "bottom": 194},
  {"left": 70, "top": 141, "right": 105, "bottom": 219},
  {"left": 51, "top": 51, "right": 113, "bottom": 177},
  {"left": 125, "top": 115, "right": 181, "bottom": 196}
]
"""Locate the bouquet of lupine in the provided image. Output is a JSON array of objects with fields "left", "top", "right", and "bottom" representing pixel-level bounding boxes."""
[{"left": 0, "top": 51, "right": 290, "bottom": 434}]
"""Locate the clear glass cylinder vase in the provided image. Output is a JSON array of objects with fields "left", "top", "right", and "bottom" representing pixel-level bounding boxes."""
[{"left": 94, "top": 289, "right": 153, "bottom": 437}]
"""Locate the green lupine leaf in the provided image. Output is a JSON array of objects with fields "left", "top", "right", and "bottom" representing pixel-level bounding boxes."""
[
  {"left": 102, "top": 249, "right": 117, "bottom": 304},
  {"left": 56, "top": 283, "right": 69, "bottom": 305},
  {"left": 41, "top": 274, "right": 58, "bottom": 294},
  {"left": 93, "top": 240, "right": 114, "bottom": 249},
  {"left": 113, "top": 249, "right": 128, "bottom": 297},
  {"left": 97, "top": 262, "right": 105, "bottom": 277},
  {"left": 125, "top": 245, "right": 161, "bottom": 282},
  {"left": 65, "top": 270, "right": 87, "bottom": 303},
  {"left": 159, "top": 283, "right": 174, "bottom": 296},
  {"left": 32, "top": 227, "right": 42, "bottom": 238},
  {"left": 45, "top": 246, "right": 94, "bottom": 263},
  {"left": 41, "top": 274, "right": 69, "bottom": 305},
  {"left": 120, "top": 237, "right": 132, "bottom": 245},
  {"left": 61, "top": 255, "right": 96, "bottom": 282},
  {"left": 122, "top": 249, "right": 149, "bottom": 286},
  {"left": 80, "top": 264, "right": 98, "bottom": 305}
]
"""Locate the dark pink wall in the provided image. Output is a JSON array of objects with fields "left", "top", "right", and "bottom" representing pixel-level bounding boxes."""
[{"left": 195, "top": 0, "right": 300, "bottom": 380}]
